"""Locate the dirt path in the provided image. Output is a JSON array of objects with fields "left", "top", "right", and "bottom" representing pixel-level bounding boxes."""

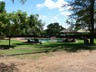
[{"left": 0, "top": 50, "right": 96, "bottom": 72}]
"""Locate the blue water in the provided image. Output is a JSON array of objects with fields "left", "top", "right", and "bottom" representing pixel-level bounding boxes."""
[
  {"left": 25, "top": 38, "right": 63, "bottom": 43},
  {"left": 39, "top": 38, "right": 63, "bottom": 43}
]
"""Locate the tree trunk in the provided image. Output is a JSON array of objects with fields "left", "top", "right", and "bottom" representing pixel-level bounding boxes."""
[
  {"left": 9, "top": 36, "right": 11, "bottom": 46},
  {"left": 90, "top": 0, "right": 95, "bottom": 45}
]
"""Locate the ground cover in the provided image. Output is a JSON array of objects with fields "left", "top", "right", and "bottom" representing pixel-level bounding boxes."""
[
  {"left": 0, "top": 38, "right": 95, "bottom": 56},
  {"left": 0, "top": 38, "right": 96, "bottom": 72}
]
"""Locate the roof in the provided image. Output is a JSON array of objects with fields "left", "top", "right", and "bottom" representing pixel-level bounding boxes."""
[
  {"left": 60, "top": 29, "right": 76, "bottom": 33},
  {"left": 77, "top": 29, "right": 90, "bottom": 33}
]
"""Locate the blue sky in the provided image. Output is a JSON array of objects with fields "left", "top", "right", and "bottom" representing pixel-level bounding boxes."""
[{"left": 1, "top": 0, "right": 71, "bottom": 29}]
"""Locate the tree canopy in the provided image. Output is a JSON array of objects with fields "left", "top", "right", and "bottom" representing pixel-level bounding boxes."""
[
  {"left": 0, "top": 1, "right": 44, "bottom": 37},
  {"left": 45, "top": 22, "right": 65, "bottom": 37}
]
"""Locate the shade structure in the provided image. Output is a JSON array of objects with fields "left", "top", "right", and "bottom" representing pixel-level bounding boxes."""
[
  {"left": 77, "top": 29, "right": 90, "bottom": 33},
  {"left": 60, "top": 29, "right": 76, "bottom": 33},
  {"left": 60, "top": 29, "right": 77, "bottom": 36}
]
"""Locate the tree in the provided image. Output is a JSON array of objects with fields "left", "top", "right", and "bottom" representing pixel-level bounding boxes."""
[
  {"left": 46, "top": 22, "right": 65, "bottom": 36},
  {"left": 67, "top": 0, "right": 95, "bottom": 45},
  {"left": 0, "top": 1, "right": 7, "bottom": 37},
  {"left": 0, "top": 0, "right": 27, "bottom": 46},
  {"left": 90, "top": 0, "right": 95, "bottom": 44},
  {"left": 0, "top": 1, "right": 6, "bottom": 13},
  {"left": 0, "top": 0, "right": 45, "bottom": 46},
  {"left": 9, "top": 10, "right": 28, "bottom": 36},
  {"left": 27, "top": 14, "right": 44, "bottom": 36}
]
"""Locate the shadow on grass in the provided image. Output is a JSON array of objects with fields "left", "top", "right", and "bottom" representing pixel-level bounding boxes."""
[
  {"left": 0, "top": 45, "right": 15, "bottom": 50},
  {"left": 13, "top": 42, "right": 96, "bottom": 52},
  {"left": 13, "top": 42, "right": 41, "bottom": 45},
  {"left": 1, "top": 42, "right": 95, "bottom": 57},
  {"left": 35, "top": 43, "right": 96, "bottom": 52}
]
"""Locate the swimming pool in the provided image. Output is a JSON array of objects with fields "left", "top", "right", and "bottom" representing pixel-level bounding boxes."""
[{"left": 39, "top": 38, "right": 63, "bottom": 43}]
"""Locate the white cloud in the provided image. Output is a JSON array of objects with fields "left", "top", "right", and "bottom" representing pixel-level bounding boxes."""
[
  {"left": 37, "top": 0, "right": 71, "bottom": 28},
  {"left": 60, "top": 12, "right": 71, "bottom": 16},
  {"left": 36, "top": 0, "right": 71, "bottom": 17},
  {"left": 37, "top": 4, "right": 45, "bottom": 8},
  {"left": 0, "top": 0, "right": 4, "bottom": 1},
  {"left": 37, "top": 0, "right": 68, "bottom": 10},
  {"left": 58, "top": 7, "right": 64, "bottom": 11}
]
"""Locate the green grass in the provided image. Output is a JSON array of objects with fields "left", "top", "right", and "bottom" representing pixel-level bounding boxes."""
[
  {"left": 0, "top": 39, "right": 52, "bottom": 56},
  {"left": 0, "top": 39, "right": 96, "bottom": 56}
]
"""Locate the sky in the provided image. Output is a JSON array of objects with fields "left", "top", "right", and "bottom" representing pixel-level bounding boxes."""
[{"left": 0, "top": 0, "right": 71, "bottom": 29}]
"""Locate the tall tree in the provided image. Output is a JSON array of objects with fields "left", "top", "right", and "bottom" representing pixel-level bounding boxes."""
[
  {"left": 90, "top": 0, "right": 95, "bottom": 44},
  {"left": 68, "top": 0, "right": 95, "bottom": 45}
]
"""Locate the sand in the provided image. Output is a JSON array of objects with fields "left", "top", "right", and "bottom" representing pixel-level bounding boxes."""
[{"left": 0, "top": 50, "right": 96, "bottom": 72}]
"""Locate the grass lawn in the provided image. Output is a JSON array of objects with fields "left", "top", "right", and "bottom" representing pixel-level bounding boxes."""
[{"left": 0, "top": 39, "right": 96, "bottom": 56}]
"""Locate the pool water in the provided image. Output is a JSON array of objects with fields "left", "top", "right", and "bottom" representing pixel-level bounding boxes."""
[{"left": 39, "top": 38, "right": 63, "bottom": 43}]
